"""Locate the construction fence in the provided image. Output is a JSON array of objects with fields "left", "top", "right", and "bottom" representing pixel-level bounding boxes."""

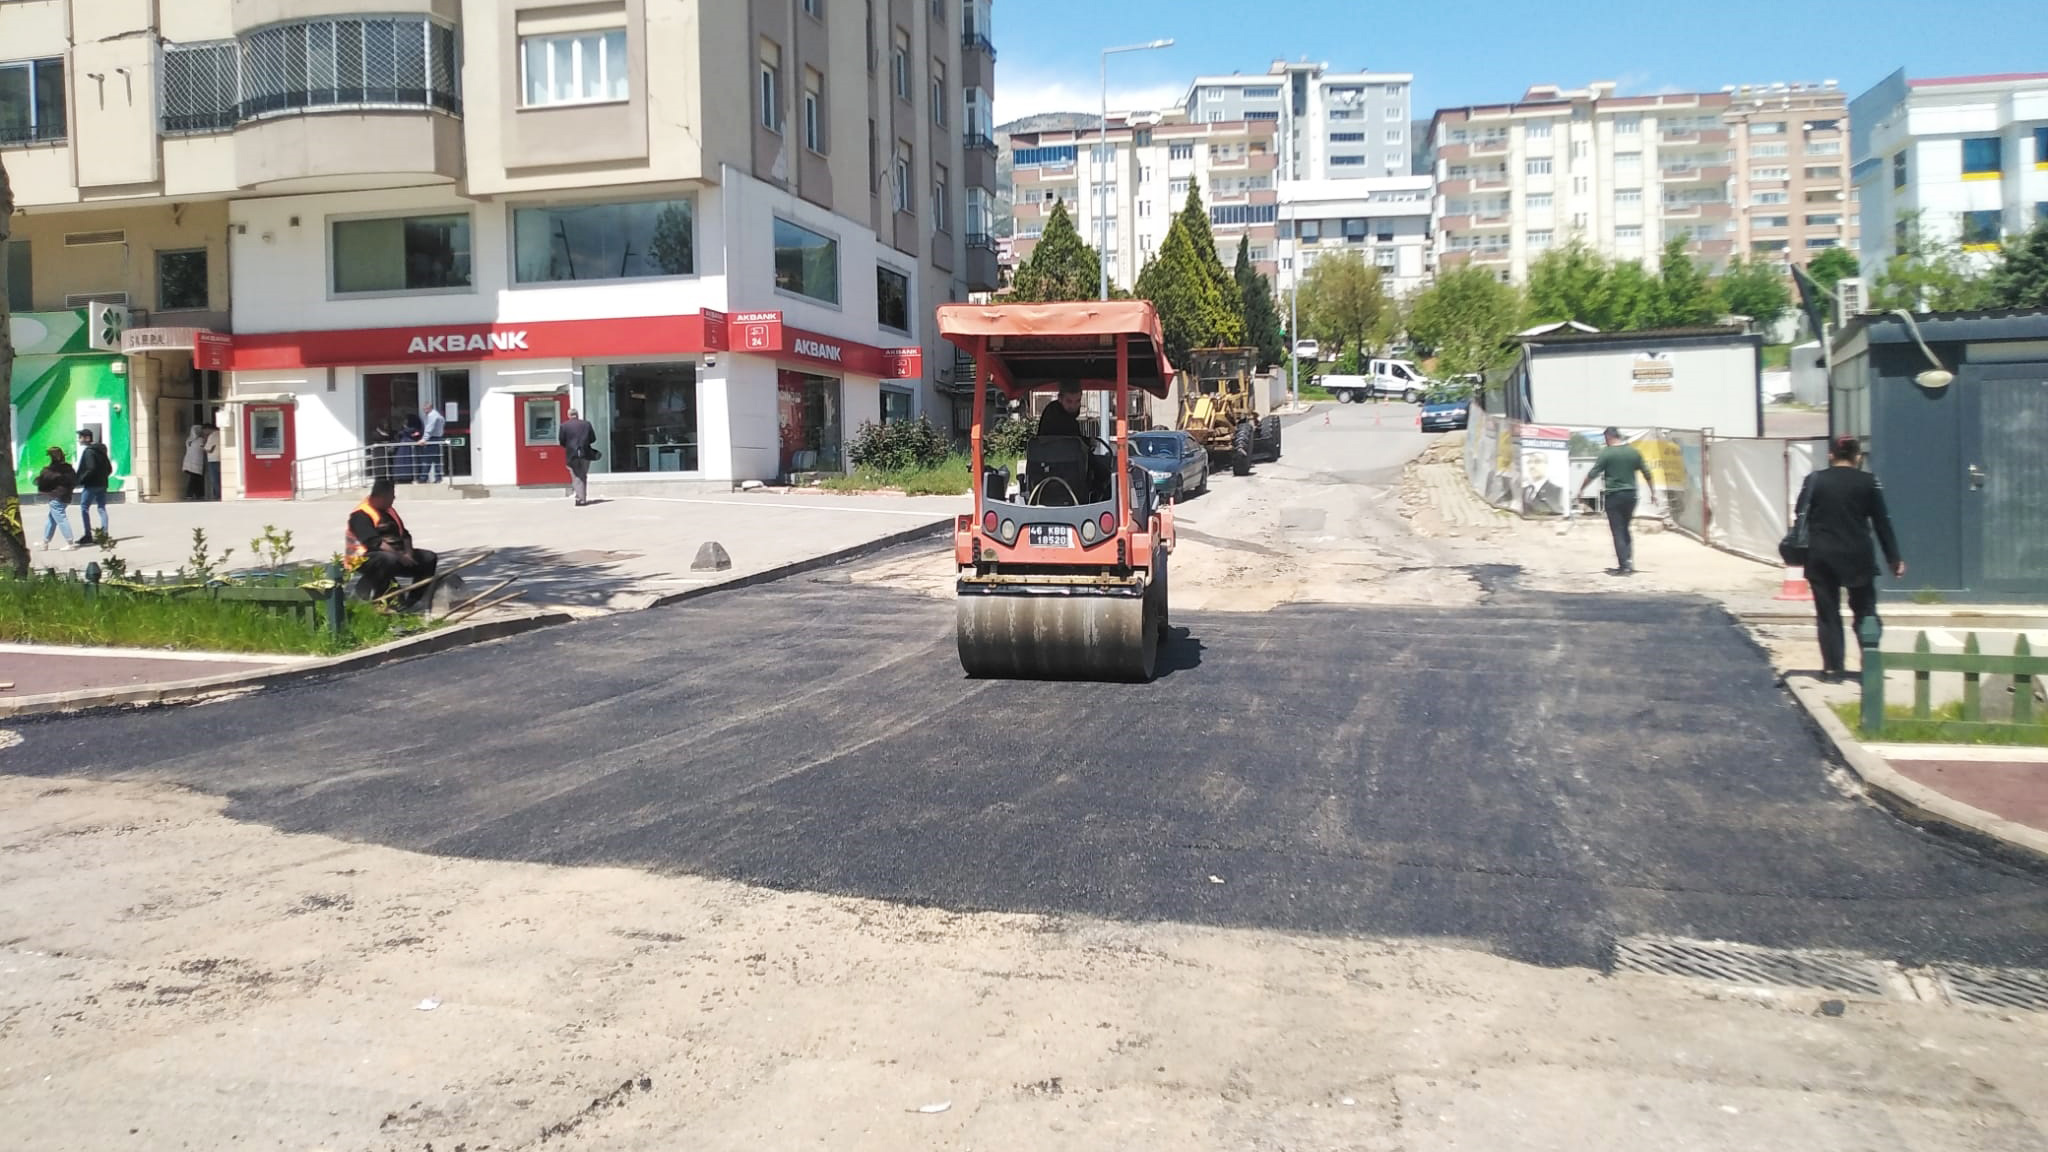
[{"left": 1464, "top": 402, "right": 1825, "bottom": 565}]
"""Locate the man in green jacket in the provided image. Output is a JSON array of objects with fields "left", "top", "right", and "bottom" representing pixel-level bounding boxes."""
[{"left": 1576, "top": 427, "right": 1659, "bottom": 575}]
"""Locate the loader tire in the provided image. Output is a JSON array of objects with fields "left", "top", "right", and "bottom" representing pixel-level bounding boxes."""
[{"left": 1232, "top": 421, "right": 1254, "bottom": 476}]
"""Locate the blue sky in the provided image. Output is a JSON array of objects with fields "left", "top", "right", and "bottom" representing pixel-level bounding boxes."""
[{"left": 992, "top": 0, "right": 2048, "bottom": 123}]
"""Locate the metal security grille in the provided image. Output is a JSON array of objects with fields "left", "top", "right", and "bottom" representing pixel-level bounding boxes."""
[
  {"left": 162, "top": 42, "right": 237, "bottom": 134},
  {"left": 1612, "top": 936, "right": 1891, "bottom": 996},
  {"left": 1929, "top": 965, "right": 2048, "bottom": 1012}
]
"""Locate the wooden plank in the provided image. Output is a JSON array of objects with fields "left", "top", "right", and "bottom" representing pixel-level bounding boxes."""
[
  {"left": 443, "top": 589, "right": 526, "bottom": 626},
  {"left": 369, "top": 552, "right": 493, "bottom": 605},
  {"left": 442, "top": 577, "right": 517, "bottom": 619},
  {"left": 212, "top": 586, "right": 322, "bottom": 603}
]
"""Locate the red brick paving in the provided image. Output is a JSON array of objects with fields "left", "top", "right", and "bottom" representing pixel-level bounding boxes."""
[
  {"left": 1888, "top": 759, "right": 2048, "bottom": 834},
  {"left": 0, "top": 651, "right": 280, "bottom": 699}
]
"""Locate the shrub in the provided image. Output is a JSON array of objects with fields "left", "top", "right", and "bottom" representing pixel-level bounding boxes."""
[
  {"left": 847, "top": 417, "right": 953, "bottom": 472},
  {"left": 981, "top": 417, "right": 1036, "bottom": 464}
]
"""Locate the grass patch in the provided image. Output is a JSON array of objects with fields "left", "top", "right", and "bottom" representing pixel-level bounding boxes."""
[
  {"left": 1763, "top": 343, "right": 1791, "bottom": 371},
  {"left": 819, "top": 454, "right": 973, "bottom": 496},
  {"left": 1300, "top": 383, "right": 1335, "bottom": 402},
  {"left": 1831, "top": 700, "right": 2048, "bottom": 747},
  {"left": 0, "top": 574, "right": 411, "bottom": 655}
]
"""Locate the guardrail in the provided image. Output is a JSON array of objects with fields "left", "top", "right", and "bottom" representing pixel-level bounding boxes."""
[
  {"left": 75, "top": 560, "right": 349, "bottom": 637},
  {"left": 1859, "top": 623, "right": 2045, "bottom": 737}
]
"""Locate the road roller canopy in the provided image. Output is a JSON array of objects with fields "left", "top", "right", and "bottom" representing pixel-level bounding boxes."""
[{"left": 936, "top": 300, "right": 1175, "bottom": 400}]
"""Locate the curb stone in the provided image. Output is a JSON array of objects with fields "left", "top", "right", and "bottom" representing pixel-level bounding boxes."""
[
  {"left": 1784, "top": 675, "right": 2048, "bottom": 871},
  {"left": 0, "top": 518, "right": 955, "bottom": 721}
]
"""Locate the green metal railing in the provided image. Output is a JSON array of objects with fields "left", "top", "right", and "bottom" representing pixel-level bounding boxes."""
[
  {"left": 1859, "top": 619, "right": 2046, "bottom": 736},
  {"left": 78, "top": 561, "right": 349, "bottom": 637}
]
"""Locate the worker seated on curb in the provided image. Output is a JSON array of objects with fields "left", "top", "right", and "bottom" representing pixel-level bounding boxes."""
[
  {"left": 1031, "top": 380, "right": 1109, "bottom": 504},
  {"left": 346, "top": 477, "right": 438, "bottom": 609}
]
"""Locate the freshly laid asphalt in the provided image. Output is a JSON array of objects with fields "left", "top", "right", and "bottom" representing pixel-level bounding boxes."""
[{"left": 7, "top": 558, "right": 2047, "bottom": 971}]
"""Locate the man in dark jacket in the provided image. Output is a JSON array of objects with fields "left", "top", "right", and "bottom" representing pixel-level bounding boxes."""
[
  {"left": 1036, "top": 381, "right": 1085, "bottom": 439},
  {"left": 348, "top": 478, "right": 438, "bottom": 607},
  {"left": 1804, "top": 435, "right": 1904, "bottom": 682},
  {"left": 74, "top": 430, "right": 113, "bottom": 545},
  {"left": 558, "top": 408, "right": 597, "bottom": 506}
]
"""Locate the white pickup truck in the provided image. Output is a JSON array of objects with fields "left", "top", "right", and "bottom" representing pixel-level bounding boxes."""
[{"left": 1318, "top": 358, "right": 1432, "bottom": 404}]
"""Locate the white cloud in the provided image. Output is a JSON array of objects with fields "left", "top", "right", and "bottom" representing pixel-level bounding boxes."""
[{"left": 994, "top": 65, "right": 1189, "bottom": 125}]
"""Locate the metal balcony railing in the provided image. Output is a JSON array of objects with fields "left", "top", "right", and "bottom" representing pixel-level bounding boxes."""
[{"left": 962, "top": 32, "right": 997, "bottom": 59}]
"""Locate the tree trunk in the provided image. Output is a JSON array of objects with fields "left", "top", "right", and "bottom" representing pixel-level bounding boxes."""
[{"left": 0, "top": 153, "right": 29, "bottom": 577}]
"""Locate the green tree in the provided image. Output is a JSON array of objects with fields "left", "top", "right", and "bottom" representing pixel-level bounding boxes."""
[
  {"left": 0, "top": 154, "right": 24, "bottom": 576},
  {"left": 1653, "top": 238, "right": 1722, "bottom": 327},
  {"left": 1296, "top": 251, "right": 1389, "bottom": 365},
  {"left": 1233, "top": 236, "right": 1286, "bottom": 368},
  {"left": 1406, "top": 265, "right": 1523, "bottom": 376},
  {"left": 1805, "top": 246, "right": 1860, "bottom": 299},
  {"left": 1714, "top": 258, "right": 1793, "bottom": 331},
  {"left": 1008, "top": 201, "right": 1102, "bottom": 303},
  {"left": 1134, "top": 220, "right": 1241, "bottom": 368},
  {"left": 1988, "top": 221, "right": 2048, "bottom": 309},
  {"left": 1524, "top": 240, "right": 1614, "bottom": 329},
  {"left": 1175, "top": 187, "right": 1245, "bottom": 345},
  {"left": 1605, "top": 261, "right": 1662, "bottom": 331},
  {"left": 1870, "top": 212, "right": 2000, "bottom": 312}
]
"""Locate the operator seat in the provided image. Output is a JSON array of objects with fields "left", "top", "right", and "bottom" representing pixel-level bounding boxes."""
[{"left": 1024, "top": 436, "right": 1092, "bottom": 506}]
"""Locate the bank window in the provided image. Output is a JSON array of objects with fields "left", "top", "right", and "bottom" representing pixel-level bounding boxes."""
[
  {"left": 1961, "top": 209, "right": 2002, "bottom": 250},
  {"left": 331, "top": 212, "right": 472, "bottom": 295},
  {"left": 1962, "top": 137, "right": 2001, "bottom": 178},
  {"left": 881, "top": 387, "right": 914, "bottom": 425},
  {"left": 877, "top": 264, "right": 911, "bottom": 332},
  {"left": 513, "top": 196, "right": 694, "bottom": 283},
  {"left": 250, "top": 409, "right": 286, "bottom": 457},
  {"left": 157, "top": 249, "right": 210, "bottom": 312},
  {"left": 773, "top": 217, "right": 840, "bottom": 304},
  {"left": 520, "top": 28, "right": 628, "bottom": 107},
  {"left": 589, "top": 362, "right": 698, "bottom": 473},
  {"left": 0, "top": 57, "right": 67, "bottom": 145}
]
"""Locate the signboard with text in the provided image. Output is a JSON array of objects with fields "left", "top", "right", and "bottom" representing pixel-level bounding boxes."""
[{"left": 730, "top": 311, "right": 784, "bottom": 352}]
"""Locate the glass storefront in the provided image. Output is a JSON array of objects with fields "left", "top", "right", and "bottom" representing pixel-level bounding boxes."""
[
  {"left": 587, "top": 361, "right": 699, "bottom": 473},
  {"left": 777, "top": 370, "right": 842, "bottom": 473}
]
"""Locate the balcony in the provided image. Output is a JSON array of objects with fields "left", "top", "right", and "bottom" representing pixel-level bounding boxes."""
[
  {"left": 1660, "top": 164, "right": 1731, "bottom": 184},
  {"left": 1471, "top": 213, "right": 1511, "bottom": 229},
  {"left": 1437, "top": 142, "right": 1471, "bottom": 163},
  {"left": 964, "top": 132, "right": 998, "bottom": 154},
  {"left": 1437, "top": 177, "right": 1472, "bottom": 196},
  {"left": 1438, "top": 214, "right": 1473, "bottom": 231},
  {"left": 1471, "top": 247, "right": 1511, "bottom": 263},
  {"left": 962, "top": 31, "right": 997, "bottom": 59},
  {"left": 1472, "top": 171, "right": 1510, "bottom": 189},
  {"left": 1471, "top": 137, "right": 1510, "bottom": 155},
  {"left": 962, "top": 135, "right": 998, "bottom": 191},
  {"left": 965, "top": 232, "right": 999, "bottom": 292}
]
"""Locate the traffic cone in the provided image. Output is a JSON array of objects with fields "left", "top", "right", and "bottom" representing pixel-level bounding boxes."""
[{"left": 1773, "top": 566, "right": 1812, "bottom": 601}]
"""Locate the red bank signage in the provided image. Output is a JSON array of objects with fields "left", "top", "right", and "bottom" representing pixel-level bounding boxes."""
[{"left": 730, "top": 311, "right": 784, "bottom": 352}]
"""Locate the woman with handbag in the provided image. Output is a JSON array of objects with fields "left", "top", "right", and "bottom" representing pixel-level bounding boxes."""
[{"left": 1794, "top": 435, "right": 1905, "bottom": 683}]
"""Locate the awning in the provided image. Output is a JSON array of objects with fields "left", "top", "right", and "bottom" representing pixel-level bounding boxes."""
[{"left": 123, "top": 327, "right": 233, "bottom": 369}]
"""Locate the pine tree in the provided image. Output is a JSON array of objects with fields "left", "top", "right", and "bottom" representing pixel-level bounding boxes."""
[
  {"left": 1135, "top": 216, "right": 1240, "bottom": 368},
  {"left": 1654, "top": 238, "right": 1723, "bottom": 327},
  {"left": 1008, "top": 201, "right": 1102, "bottom": 303},
  {"left": 1988, "top": 221, "right": 2048, "bottom": 309},
  {"left": 1605, "top": 261, "right": 1662, "bottom": 331},
  {"left": 1524, "top": 240, "right": 1614, "bottom": 329},
  {"left": 1806, "top": 247, "right": 1860, "bottom": 299},
  {"left": 1175, "top": 187, "right": 1245, "bottom": 346},
  {"left": 1234, "top": 236, "right": 1286, "bottom": 368}
]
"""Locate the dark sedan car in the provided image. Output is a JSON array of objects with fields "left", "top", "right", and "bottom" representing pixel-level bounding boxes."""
[
  {"left": 1131, "top": 431, "right": 1209, "bottom": 499},
  {"left": 1419, "top": 395, "right": 1471, "bottom": 432}
]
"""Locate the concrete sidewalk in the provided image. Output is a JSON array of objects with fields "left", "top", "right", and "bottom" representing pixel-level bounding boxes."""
[{"left": 29, "top": 489, "right": 964, "bottom": 616}]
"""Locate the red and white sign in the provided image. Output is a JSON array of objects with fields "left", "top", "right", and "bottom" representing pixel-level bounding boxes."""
[
  {"left": 194, "top": 331, "right": 234, "bottom": 371},
  {"left": 882, "top": 347, "right": 923, "bottom": 380},
  {"left": 700, "top": 308, "right": 729, "bottom": 352},
  {"left": 731, "top": 311, "right": 784, "bottom": 352},
  {"left": 121, "top": 326, "right": 235, "bottom": 371}
]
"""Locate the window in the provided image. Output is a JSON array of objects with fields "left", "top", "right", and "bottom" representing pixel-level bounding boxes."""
[
  {"left": 1168, "top": 142, "right": 1193, "bottom": 160},
  {"left": 877, "top": 265, "right": 911, "bottom": 331},
  {"left": 1527, "top": 229, "right": 1553, "bottom": 250},
  {"left": 514, "top": 196, "right": 694, "bottom": 283},
  {"left": 1249, "top": 247, "right": 1268, "bottom": 261},
  {"left": 161, "top": 43, "right": 236, "bottom": 134},
  {"left": 1804, "top": 118, "right": 1839, "bottom": 133},
  {"left": 933, "top": 165, "right": 948, "bottom": 232},
  {"left": 1384, "top": 106, "right": 1401, "bottom": 120},
  {"left": 1805, "top": 213, "right": 1841, "bottom": 227},
  {"left": 2037, "top": 127, "right": 2048, "bottom": 166},
  {"left": 1750, "top": 142, "right": 1788, "bottom": 158},
  {"left": 1088, "top": 143, "right": 1115, "bottom": 164},
  {"left": 1572, "top": 175, "right": 1588, "bottom": 194},
  {"left": 893, "top": 141, "right": 914, "bottom": 213},
  {"left": 930, "top": 60, "right": 946, "bottom": 125},
  {"left": 966, "top": 187, "right": 994, "bottom": 242},
  {"left": 1386, "top": 129, "right": 1403, "bottom": 143},
  {"left": 963, "top": 0, "right": 993, "bottom": 42},
  {"left": 1330, "top": 155, "right": 1365, "bottom": 166},
  {"left": 1961, "top": 209, "right": 2002, "bottom": 250},
  {"left": 1571, "top": 140, "right": 1588, "bottom": 160},
  {"left": 1893, "top": 151, "right": 1908, "bottom": 189},
  {"left": 1527, "top": 158, "right": 1552, "bottom": 175},
  {"left": 1752, "top": 167, "right": 1789, "bottom": 181},
  {"left": 760, "top": 39, "right": 782, "bottom": 130},
  {"left": 1140, "top": 165, "right": 1152, "bottom": 182},
  {"left": 1616, "top": 225, "right": 1642, "bottom": 241},
  {"left": 1751, "top": 239, "right": 1790, "bottom": 254},
  {"left": 1616, "top": 189, "right": 1642, "bottom": 204},
  {"left": 331, "top": 213, "right": 471, "bottom": 295},
  {"left": 1805, "top": 165, "right": 1841, "bottom": 180},
  {"left": 868, "top": 118, "right": 879, "bottom": 191},
  {"left": 1962, "top": 137, "right": 2001, "bottom": 178},
  {"left": 1203, "top": 87, "right": 1223, "bottom": 101},
  {"left": 1244, "top": 86, "right": 1280, "bottom": 99},
  {"left": 0, "top": 56, "right": 67, "bottom": 144},
  {"left": 1751, "top": 191, "right": 1788, "bottom": 205},
  {"left": 804, "top": 0, "right": 820, "bottom": 13},
  {"left": 1246, "top": 110, "right": 1279, "bottom": 121},
  {"left": 1331, "top": 131, "right": 1365, "bottom": 142},
  {"left": 520, "top": 28, "right": 628, "bottom": 106},
  {"left": 1343, "top": 218, "right": 1368, "bottom": 242},
  {"left": 1375, "top": 248, "right": 1397, "bottom": 269},
  {"left": 964, "top": 86, "right": 992, "bottom": 138},
  {"left": 773, "top": 217, "right": 840, "bottom": 302},
  {"left": 1615, "top": 115, "right": 1640, "bottom": 136},
  {"left": 892, "top": 29, "right": 910, "bottom": 100},
  {"left": 1526, "top": 193, "right": 1553, "bottom": 210},
  {"left": 2039, "top": 201, "right": 2048, "bottom": 224},
  {"left": 802, "top": 69, "right": 825, "bottom": 152},
  {"left": 228, "top": 17, "right": 462, "bottom": 123},
  {"left": 1751, "top": 121, "right": 1786, "bottom": 135},
  {"left": 3, "top": 239, "right": 29, "bottom": 306},
  {"left": 1807, "top": 139, "right": 1842, "bottom": 156},
  {"left": 1209, "top": 203, "right": 1278, "bottom": 225},
  {"left": 591, "top": 362, "right": 699, "bottom": 473},
  {"left": 1384, "top": 83, "right": 1403, "bottom": 98},
  {"left": 866, "top": 0, "right": 876, "bottom": 69},
  {"left": 1328, "top": 109, "right": 1356, "bottom": 121},
  {"left": 157, "top": 250, "right": 209, "bottom": 311},
  {"left": 1012, "top": 144, "right": 1076, "bottom": 168},
  {"left": 1169, "top": 177, "right": 1189, "bottom": 196},
  {"left": 1755, "top": 215, "right": 1790, "bottom": 228},
  {"left": 1298, "top": 220, "right": 1320, "bottom": 243},
  {"left": 1807, "top": 237, "right": 1839, "bottom": 249}
]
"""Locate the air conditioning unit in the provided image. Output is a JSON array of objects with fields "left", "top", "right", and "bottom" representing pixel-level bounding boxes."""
[{"left": 1835, "top": 276, "right": 1865, "bottom": 326}]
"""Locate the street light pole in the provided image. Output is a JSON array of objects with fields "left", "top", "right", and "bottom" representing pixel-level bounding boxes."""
[{"left": 1097, "top": 38, "right": 1174, "bottom": 301}]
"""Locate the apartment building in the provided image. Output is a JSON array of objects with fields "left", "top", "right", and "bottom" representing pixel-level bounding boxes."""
[
  {"left": 3, "top": 0, "right": 998, "bottom": 500},
  {"left": 1007, "top": 110, "right": 1281, "bottom": 291},
  {"left": 1850, "top": 69, "right": 2048, "bottom": 276},
  {"left": 1433, "top": 82, "right": 1739, "bottom": 284},
  {"left": 1724, "top": 83, "right": 1858, "bottom": 269},
  {"left": 1185, "top": 60, "right": 1413, "bottom": 180},
  {"left": 1274, "top": 176, "right": 1433, "bottom": 297}
]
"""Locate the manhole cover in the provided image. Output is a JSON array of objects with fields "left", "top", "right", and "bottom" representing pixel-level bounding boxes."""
[
  {"left": 1612, "top": 936, "right": 1890, "bottom": 996},
  {"left": 1928, "top": 964, "right": 2048, "bottom": 1011}
]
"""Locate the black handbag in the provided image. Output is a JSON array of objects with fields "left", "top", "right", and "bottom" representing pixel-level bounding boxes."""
[
  {"left": 585, "top": 447, "right": 601, "bottom": 461},
  {"left": 1778, "top": 472, "right": 1815, "bottom": 566}
]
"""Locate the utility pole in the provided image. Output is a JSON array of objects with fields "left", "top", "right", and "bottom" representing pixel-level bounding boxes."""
[{"left": 1097, "top": 39, "right": 1173, "bottom": 300}]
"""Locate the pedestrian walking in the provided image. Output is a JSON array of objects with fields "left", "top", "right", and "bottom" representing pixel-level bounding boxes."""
[
  {"left": 1574, "top": 427, "right": 1658, "bottom": 575},
  {"left": 73, "top": 429, "right": 112, "bottom": 546},
  {"left": 182, "top": 424, "right": 208, "bottom": 500},
  {"left": 1803, "top": 435, "right": 1904, "bottom": 683},
  {"left": 35, "top": 447, "right": 80, "bottom": 551},
  {"left": 558, "top": 408, "right": 598, "bottom": 506},
  {"left": 202, "top": 421, "right": 222, "bottom": 500},
  {"left": 419, "top": 403, "right": 447, "bottom": 483}
]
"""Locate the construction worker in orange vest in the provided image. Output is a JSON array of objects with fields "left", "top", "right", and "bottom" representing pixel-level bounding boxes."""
[{"left": 346, "top": 477, "right": 439, "bottom": 608}]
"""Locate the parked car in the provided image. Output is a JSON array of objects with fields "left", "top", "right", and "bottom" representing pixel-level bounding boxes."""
[
  {"left": 1130, "top": 430, "right": 1209, "bottom": 499},
  {"left": 1419, "top": 388, "right": 1471, "bottom": 432}
]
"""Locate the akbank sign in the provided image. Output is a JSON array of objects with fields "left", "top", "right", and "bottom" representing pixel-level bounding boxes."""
[{"left": 406, "top": 330, "right": 532, "bottom": 354}]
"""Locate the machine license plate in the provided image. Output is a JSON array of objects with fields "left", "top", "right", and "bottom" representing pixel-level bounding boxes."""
[{"left": 1028, "top": 524, "right": 1073, "bottom": 548}]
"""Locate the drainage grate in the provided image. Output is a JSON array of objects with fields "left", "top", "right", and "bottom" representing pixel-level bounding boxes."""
[
  {"left": 1927, "top": 964, "right": 2048, "bottom": 1011},
  {"left": 1612, "top": 936, "right": 1891, "bottom": 997}
]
